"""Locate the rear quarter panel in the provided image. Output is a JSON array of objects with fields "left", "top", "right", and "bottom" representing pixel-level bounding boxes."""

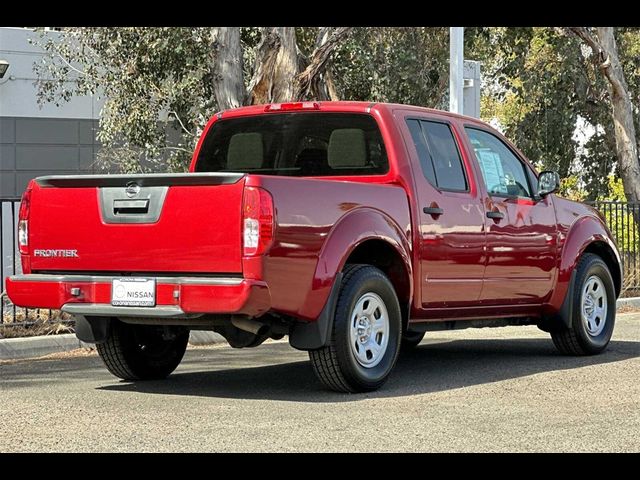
[{"left": 249, "top": 175, "right": 412, "bottom": 321}]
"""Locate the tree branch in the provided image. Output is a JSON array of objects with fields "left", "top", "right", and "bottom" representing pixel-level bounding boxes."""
[
  {"left": 169, "top": 110, "right": 195, "bottom": 137},
  {"left": 295, "top": 27, "right": 352, "bottom": 100},
  {"left": 160, "top": 146, "right": 193, "bottom": 154},
  {"left": 566, "top": 27, "right": 625, "bottom": 98}
]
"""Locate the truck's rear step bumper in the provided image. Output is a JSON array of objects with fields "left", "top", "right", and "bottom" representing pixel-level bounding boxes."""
[{"left": 6, "top": 274, "right": 271, "bottom": 318}]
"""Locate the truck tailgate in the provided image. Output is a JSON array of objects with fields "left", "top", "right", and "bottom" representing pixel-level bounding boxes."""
[{"left": 29, "top": 173, "right": 245, "bottom": 274}]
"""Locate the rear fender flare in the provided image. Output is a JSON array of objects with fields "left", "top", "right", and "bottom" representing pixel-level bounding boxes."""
[{"left": 290, "top": 208, "right": 411, "bottom": 351}]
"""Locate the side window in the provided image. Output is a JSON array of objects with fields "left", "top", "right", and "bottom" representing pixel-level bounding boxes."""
[
  {"left": 406, "top": 119, "right": 437, "bottom": 186},
  {"left": 465, "top": 127, "right": 533, "bottom": 198},
  {"left": 405, "top": 119, "right": 468, "bottom": 191},
  {"left": 420, "top": 121, "right": 467, "bottom": 191}
]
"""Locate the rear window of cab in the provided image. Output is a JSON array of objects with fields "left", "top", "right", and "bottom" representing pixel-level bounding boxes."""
[{"left": 195, "top": 113, "right": 389, "bottom": 177}]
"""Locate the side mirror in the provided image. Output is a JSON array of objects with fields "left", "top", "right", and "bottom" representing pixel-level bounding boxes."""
[{"left": 537, "top": 170, "right": 560, "bottom": 197}]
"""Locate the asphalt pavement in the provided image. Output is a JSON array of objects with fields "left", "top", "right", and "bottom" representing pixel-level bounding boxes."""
[{"left": 1, "top": 312, "right": 638, "bottom": 452}]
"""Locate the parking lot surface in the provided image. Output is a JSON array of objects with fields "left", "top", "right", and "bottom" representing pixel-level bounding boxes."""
[{"left": 1, "top": 312, "right": 638, "bottom": 452}]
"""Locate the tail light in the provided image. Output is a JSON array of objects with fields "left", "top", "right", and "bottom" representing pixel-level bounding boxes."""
[
  {"left": 242, "top": 186, "right": 274, "bottom": 256},
  {"left": 18, "top": 181, "right": 34, "bottom": 255},
  {"left": 264, "top": 102, "right": 320, "bottom": 112}
]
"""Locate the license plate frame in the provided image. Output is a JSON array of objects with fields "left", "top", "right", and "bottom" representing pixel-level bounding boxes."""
[{"left": 111, "top": 278, "right": 156, "bottom": 307}]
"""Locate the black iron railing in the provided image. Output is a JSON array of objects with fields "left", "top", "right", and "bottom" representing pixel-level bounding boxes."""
[
  {"left": 586, "top": 201, "right": 640, "bottom": 292},
  {"left": 1, "top": 196, "right": 71, "bottom": 333}
]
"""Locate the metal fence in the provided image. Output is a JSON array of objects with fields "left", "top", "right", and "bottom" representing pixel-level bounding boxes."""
[
  {"left": 1, "top": 196, "right": 70, "bottom": 332},
  {"left": 1, "top": 197, "right": 639, "bottom": 330},
  {"left": 586, "top": 201, "right": 640, "bottom": 292}
]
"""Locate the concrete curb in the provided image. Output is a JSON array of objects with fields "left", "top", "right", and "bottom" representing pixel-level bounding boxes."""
[
  {"left": 618, "top": 296, "right": 640, "bottom": 309},
  {"left": 0, "top": 330, "right": 225, "bottom": 361},
  {"left": 188, "top": 331, "right": 226, "bottom": 346},
  {"left": 0, "top": 334, "right": 92, "bottom": 361}
]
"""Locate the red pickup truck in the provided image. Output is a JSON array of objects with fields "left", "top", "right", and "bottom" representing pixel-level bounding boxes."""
[{"left": 6, "top": 101, "right": 622, "bottom": 392}]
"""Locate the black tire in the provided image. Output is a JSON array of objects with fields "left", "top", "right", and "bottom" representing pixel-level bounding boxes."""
[
  {"left": 97, "top": 319, "right": 189, "bottom": 380},
  {"left": 309, "top": 264, "right": 402, "bottom": 393},
  {"left": 401, "top": 330, "right": 426, "bottom": 351},
  {"left": 551, "top": 253, "right": 616, "bottom": 356}
]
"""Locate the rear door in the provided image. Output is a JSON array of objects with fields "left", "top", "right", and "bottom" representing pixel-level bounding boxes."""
[
  {"left": 463, "top": 127, "right": 558, "bottom": 304},
  {"left": 399, "top": 113, "right": 486, "bottom": 311}
]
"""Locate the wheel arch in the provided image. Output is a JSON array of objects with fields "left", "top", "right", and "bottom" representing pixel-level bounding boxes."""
[
  {"left": 343, "top": 239, "right": 411, "bottom": 306},
  {"left": 583, "top": 241, "right": 621, "bottom": 298},
  {"left": 541, "top": 215, "right": 622, "bottom": 332},
  {"left": 299, "top": 207, "right": 412, "bottom": 321},
  {"left": 290, "top": 208, "right": 412, "bottom": 350}
]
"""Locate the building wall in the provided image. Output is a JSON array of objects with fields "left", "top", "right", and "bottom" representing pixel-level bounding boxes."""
[
  {"left": 0, "top": 27, "right": 103, "bottom": 198},
  {"left": 0, "top": 117, "right": 100, "bottom": 197}
]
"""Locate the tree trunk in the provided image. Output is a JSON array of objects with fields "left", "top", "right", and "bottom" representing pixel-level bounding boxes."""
[
  {"left": 247, "top": 27, "right": 298, "bottom": 104},
  {"left": 246, "top": 27, "right": 351, "bottom": 104},
  {"left": 568, "top": 27, "right": 640, "bottom": 205},
  {"left": 271, "top": 27, "right": 298, "bottom": 103},
  {"left": 296, "top": 27, "right": 352, "bottom": 100},
  {"left": 595, "top": 28, "right": 640, "bottom": 205},
  {"left": 246, "top": 28, "right": 282, "bottom": 105},
  {"left": 210, "top": 27, "right": 244, "bottom": 110}
]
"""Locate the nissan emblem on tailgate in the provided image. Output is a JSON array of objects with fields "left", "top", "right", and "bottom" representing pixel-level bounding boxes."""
[{"left": 125, "top": 181, "right": 141, "bottom": 198}]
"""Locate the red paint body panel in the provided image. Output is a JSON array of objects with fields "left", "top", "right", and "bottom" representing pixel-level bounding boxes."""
[
  {"left": 480, "top": 194, "right": 558, "bottom": 304},
  {"left": 393, "top": 110, "right": 487, "bottom": 312},
  {"left": 28, "top": 181, "right": 245, "bottom": 274},
  {"left": 6, "top": 101, "right": 621, "bottom": 328}
]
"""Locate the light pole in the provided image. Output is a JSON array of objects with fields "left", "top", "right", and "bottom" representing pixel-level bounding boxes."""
[{"left": 449, "top": 27, "right": 464, "bottom": 115}]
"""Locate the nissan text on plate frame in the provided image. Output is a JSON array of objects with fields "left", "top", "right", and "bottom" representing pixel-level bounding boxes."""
[{"left": 111, "top": 278, "right": 156, "bottom": 307}]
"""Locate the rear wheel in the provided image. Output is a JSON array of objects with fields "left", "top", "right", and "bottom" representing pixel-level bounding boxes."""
[
  {"left": 309, "top": 265, "right": 402, "bottom": 393},
  {"left": 551, "top": 253, "right": 616, "bottom": 355},
  {"left": 97, "top": 319, "right": 189, "bottom": 380}
]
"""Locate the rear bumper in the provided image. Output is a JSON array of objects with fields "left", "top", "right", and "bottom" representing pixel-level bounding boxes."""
[{"left": 5, "top": 274, "right": 271, "bottom": 318}]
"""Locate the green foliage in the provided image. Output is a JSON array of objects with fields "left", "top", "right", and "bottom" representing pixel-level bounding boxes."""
[
  {"left": 559, "top": 175, "right": 587, "bottom": 201},
  {"left": 597, "top": 177, "right": 639, "bottom": 252},
  {"left": 33, "top": 26, "right": 640, "bottom": 200},
  {"left": 34, "top": 27, "right": 220, "bottom": 173},
  {"left": 332, "top": 27, "right": 449, "bottom": 108},
  {"left": 469, "top": 29, "right": 580, "bottom": 174},
  {"left": 467, "top": 27, "right": 636, "bottom": 201}
]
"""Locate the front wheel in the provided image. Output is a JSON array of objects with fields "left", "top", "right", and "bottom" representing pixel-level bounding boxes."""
[
  {"left": 551, "top": 253, "right": 616, "bottom": 355},
  {"left": 97, "top": 319, "right": 189, "bottom": 380},
  {"left": 309, "top": 265, "right": 402, "bottom": 393}
]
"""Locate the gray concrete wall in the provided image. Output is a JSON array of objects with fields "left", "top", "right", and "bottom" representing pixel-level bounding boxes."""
[
  {"left": 0, "top": 117, "right": 100, "bottom": 197},
  {"left": 0, "top": 27, "right": 103, "bottom": 120},
  {"left": 0, "top": 27, "right": 103, "bottom": 198}
]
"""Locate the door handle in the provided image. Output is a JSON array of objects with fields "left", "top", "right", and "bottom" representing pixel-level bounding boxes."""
[
  {"left": 486, "top": 210, "right": 504, "bottom": 220},
  {"left": 423, "top": 206, "right": 444, "bottom": 216},
  {"left": 113, "top": 199, "right": 150, "bottom": 215}
]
